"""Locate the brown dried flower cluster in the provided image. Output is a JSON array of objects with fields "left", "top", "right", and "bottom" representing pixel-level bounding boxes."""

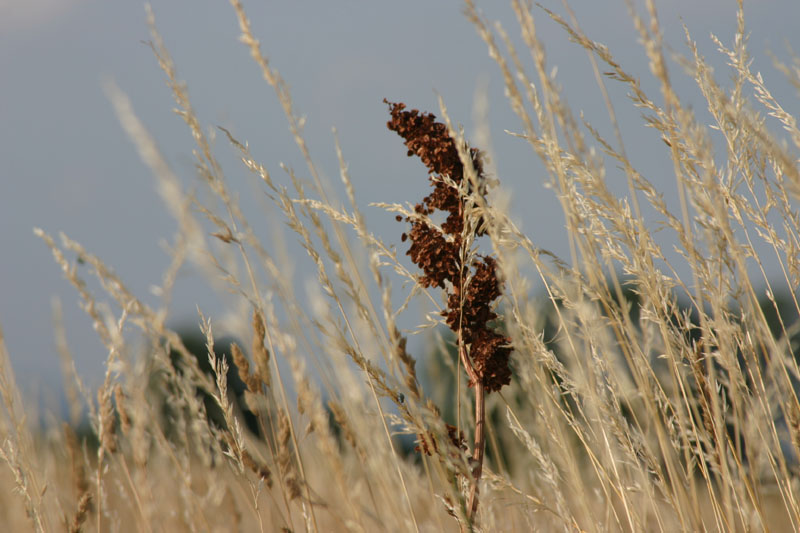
[{"left": 385, "top": 100, "right": 511, "bottom": 393}]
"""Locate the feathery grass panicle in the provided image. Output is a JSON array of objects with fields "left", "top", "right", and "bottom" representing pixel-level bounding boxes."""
[{"left": 3, "top": 0, "right": 800, "bottom": 531}]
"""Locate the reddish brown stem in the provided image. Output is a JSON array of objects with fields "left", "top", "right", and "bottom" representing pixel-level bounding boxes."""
[
  {"left": 457, "top": 335, "right": 479, "bottom": 386},
  {"left": 457, "top": 329, "right": 486, "bottom": 521},
  {"left": 467, "top": 383, "right": 486, "bottom": 520}
]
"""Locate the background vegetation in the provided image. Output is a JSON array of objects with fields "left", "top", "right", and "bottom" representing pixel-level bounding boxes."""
[{"left": 3, "top": 0, "right": 800, "bottom": 530}]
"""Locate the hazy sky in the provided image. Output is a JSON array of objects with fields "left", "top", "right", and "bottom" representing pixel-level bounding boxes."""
[{"left": 2, "top": 0, "right": 799, "bottom": 401}]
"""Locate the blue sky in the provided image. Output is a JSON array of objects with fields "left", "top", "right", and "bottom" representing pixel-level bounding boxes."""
[{"left": 2, "top": 0, "right": 799, "bottom": 400}]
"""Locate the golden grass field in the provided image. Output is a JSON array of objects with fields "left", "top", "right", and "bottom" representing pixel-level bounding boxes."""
[{"left": 3, "top": 0, "right": 800, "bottom": 531}]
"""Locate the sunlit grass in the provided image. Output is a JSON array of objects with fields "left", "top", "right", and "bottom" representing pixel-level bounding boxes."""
[{"left": 2, "top": 1, "right": 800, "bottom": 531}]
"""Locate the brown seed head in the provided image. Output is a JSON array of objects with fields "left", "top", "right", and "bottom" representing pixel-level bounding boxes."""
[{"left": 386, "top": 100, "right": 511, "bottom": 392}]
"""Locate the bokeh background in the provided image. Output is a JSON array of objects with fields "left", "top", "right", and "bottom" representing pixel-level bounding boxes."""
[{"left": 2, "top": 0, "right": 799, "bottom": 406}]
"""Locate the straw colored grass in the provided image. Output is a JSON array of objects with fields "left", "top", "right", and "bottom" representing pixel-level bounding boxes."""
[{"left": 3, "top": 0, "right": 800, "bottom": 531}]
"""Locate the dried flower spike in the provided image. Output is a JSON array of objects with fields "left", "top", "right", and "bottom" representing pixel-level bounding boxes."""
[
  {"left": 386, "top": 100, "right": 512, "bottom": 521},
  {"left": 385, "top": 99, "right": 511, "bottom": 392}
]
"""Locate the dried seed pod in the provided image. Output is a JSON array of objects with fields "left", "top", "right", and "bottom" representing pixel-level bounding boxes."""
[{"left": 386, "top": 100, "right": 511, "bottom": 392}]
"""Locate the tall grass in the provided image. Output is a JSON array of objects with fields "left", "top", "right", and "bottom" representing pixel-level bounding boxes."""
[{"left": 3, "top": 0, "right": 800, "bottom": 530}]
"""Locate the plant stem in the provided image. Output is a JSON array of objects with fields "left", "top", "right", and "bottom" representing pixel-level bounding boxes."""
[
  {"left": 468, "top": 383, "right": 486, "bottom": 520},
  {"left": 456, "top": 334, "right": 486, "bottom": 521}
]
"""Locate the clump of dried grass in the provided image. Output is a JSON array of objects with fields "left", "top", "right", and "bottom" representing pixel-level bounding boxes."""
[{"left": 2, "top": 0, "right": 800, "bottom": 531}]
